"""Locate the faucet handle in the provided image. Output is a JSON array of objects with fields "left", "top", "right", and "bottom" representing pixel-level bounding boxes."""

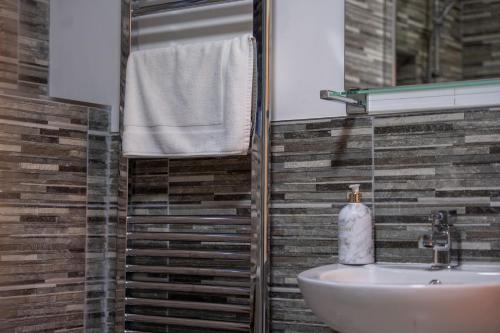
[
  {"left": 429, "top": 211, "right": 445, "bottom": 225},
  {"left": 429, "top": 210, "right": 456, "bottom": 226},
  {"left": 422, "top": 234, "right": 434, "bottom": 248},
  {"left": 447, "top": 210, "right": 457, "bottom": 226}
]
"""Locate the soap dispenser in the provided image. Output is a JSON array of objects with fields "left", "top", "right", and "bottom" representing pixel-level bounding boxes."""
[{"left": 338, "top": 184, "right": 374, "bottom": 265}]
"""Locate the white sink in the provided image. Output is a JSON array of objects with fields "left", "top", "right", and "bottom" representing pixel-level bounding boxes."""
[{"left": 298, "top": 263, "right": 500, "bottom": 333}]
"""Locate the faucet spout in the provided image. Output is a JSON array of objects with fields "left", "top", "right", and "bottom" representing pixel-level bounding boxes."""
[{"left": 423, "top": 210, "right": 457, "bottom": 269}]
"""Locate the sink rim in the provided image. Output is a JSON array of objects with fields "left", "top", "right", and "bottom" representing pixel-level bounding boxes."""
[{"left": 298, "top": 262, "right": 500, "bottom": 290}]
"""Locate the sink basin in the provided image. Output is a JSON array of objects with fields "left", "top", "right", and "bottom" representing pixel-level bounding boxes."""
[{"left": 298, "top": 263, "right": 500, "bottom": 333}]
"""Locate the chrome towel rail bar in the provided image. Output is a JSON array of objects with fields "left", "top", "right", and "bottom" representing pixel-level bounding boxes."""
[
  {"left": 131, "top": 0, "right": 246, "bottom": 17},
  {"left": 125, "top": 215, "right": 252, "bottom": 332}
]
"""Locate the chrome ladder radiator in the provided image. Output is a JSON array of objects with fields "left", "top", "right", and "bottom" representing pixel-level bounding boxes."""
[{"left": 124, "top": 215, "right": 252, "bottom": 332}]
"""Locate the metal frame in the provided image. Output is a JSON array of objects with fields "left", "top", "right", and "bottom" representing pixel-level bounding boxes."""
[
  {"left": 251, "top": 2, "right": 271, "bottom": 332},
  {"left": 126, "top": 1, "right": 271, "bottom": 332},
  {"left": 320, "top": 89, "right": 367, "bottom": 115}
]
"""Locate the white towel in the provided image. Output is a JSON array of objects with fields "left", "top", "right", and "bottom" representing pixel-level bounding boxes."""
[{"left": 123, "top": 34, "right": 255, "bottom": 157}]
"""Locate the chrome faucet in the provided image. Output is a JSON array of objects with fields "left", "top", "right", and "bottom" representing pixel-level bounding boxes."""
[{"left": 422, "top": 210, "right": 457, "bottom": 270}]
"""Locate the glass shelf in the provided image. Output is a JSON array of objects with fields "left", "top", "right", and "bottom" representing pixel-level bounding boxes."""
[
  {"left": 321, "top": 78, "right": 500, "bottom": 116},
  {"left": 339, "top": 78, "right": 500, "bottom": 96}
]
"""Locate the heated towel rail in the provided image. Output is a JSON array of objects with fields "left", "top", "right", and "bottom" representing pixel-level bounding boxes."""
[
  {"left": 124, "top": 1, "right": 270, "bottom": 332},
  {"left": 125, "top": 215, "right": 252, "bottom": 332}
]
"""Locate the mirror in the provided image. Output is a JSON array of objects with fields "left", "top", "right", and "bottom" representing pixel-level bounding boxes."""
[{"left": 395, "top": 0, "right": 499, "bottom": 86}]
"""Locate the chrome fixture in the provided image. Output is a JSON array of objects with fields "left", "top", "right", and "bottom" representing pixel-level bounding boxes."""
[
  {"left": 428, "top": 0, "right": 457, "bottom": 82},
  {"left": 422, "top": 210, "right": 457, "bottom": 270},
  {"left": 428, "top": 279, "right": 442, "bottom": 285},
  {"left": 320, "top": 89, "right": 367, "bottom": 115},
  {"left": 250, "top": 1, "right": 272, "bottom": 331}
]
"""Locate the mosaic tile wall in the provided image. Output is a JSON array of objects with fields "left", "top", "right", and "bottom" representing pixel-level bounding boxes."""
[
  {"left": 269, "top": 107, "right": 500, "bottom": 332},
  {"left": 0, "top": 95, "right": 116, "bottom": 333},
  {"left": 0, "top": 92, "right": 103, "bottom": 332},
  {"left": 430, "top": 0, "right": 462, "bottom": 83},
  {"left": 394, "top": 0, "right": 500, "bottom": 85},
  {"left": 345, "top": 0, "right": 395, "bottom": 89},
  {"left": 0, "top": 0, "right": 49, "bottom": 95},
  {"left": 395, "top": 0, "right": 430, "bottom": 85},
  {"left": 396, "top": 0, "right": 462, "bottom": 85},
  {"left": 349, "top": 0, "right": 500, "bottom": 86},
  {"left": 374, "top": 108, "right": 500, "bottom": 263},
  {"left": 462, "top": 0, "right": 500, "bottom": 79},
  {"left": 270, "top": 117, "right": 373, "bottom": 333},
  {"left": 0, "top": 3, "right": 119, "bottom": 331},
  {"left": 127, "top": 155, "right": 251, "bottom": 216}
]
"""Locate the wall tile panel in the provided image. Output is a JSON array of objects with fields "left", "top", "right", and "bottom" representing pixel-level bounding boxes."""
[
  {"left": 270, "top": 117, "right": 373, "bottom": 332},
  {"left": 462, "top": 0, "right": 500, "bottom": 79},
  {"left": 0, "top": 93, "right": 89, "bottom": 332},
  {"left": 0, "top": 0, "right": 49, "bottom": 94},
  {"left": 269, "top": 107, "right": 500, "bottom": 332},
  {"left": 374, "top": 108, "right": 500, "bottom": 262}
]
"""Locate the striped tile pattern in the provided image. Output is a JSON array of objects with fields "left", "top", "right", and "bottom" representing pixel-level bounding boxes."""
[
  {"left": 270, "top": 118, "right": 373, "bottom": 333},
  {"left": 462, "top": 0, "right": 500, "bottom": 79},
  {"left": 395, "top": 0, "right": 428, "bottom": 84},
  {"left": 1, "top": 2, "right": 119, "bottom": 331},
  {"left": 0, "top": 94, "right": 115, "bottom": 333},
  {"left": 0, "top": 0, "right": 19, "bottom": 91},
  {"left": 396, "top": 0, "right": 462, "bottom": 85},
  {"left": 347, "top": 0, "right": 500, "bottom": 87},
  {"left": 169, "top": 156, "right": 252, "bottom": 216},
  {"left": 374, "top": 108, "right": 500, "bottom": 262},
  {"left": 0, "top": 0, "right": 49, "bottom": 94},
  {"left": 395, "top": 0, "right": 500, "bottom": 84},
  {"left": 269, "top": 107, "right": 500, "bottom": 332},
  {"left": 345, "top": 0, "right": 395, "bottom": 88},
  {"left": 436, "top": 1, "right": 462, "bottom": 82},
  {"left": 0, "top": 93, "right": 89, "bottom": 332},
  {"left": 128, "top": 159, "right": 169, "bottom": 216},
  {"left": 128, "top": 155, "right": 251, "bottom": 217}
]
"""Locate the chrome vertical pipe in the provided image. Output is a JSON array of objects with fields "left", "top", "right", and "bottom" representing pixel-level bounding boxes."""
[
  {"left": 262, "top": 0, "right": 271, "bottom": 331},
  {"left": 250, "top": 0, "right": 271, "bottom": 332}
]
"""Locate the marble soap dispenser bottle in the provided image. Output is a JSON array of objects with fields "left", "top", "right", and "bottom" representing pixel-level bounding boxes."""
[{"left": 338, "top": 184, "right": 374, "bottom": 265}]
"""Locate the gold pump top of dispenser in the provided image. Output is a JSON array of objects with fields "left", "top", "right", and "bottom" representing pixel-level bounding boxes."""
[{"left": 348, "top": 184, "right": 362, "bottom": 203}]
